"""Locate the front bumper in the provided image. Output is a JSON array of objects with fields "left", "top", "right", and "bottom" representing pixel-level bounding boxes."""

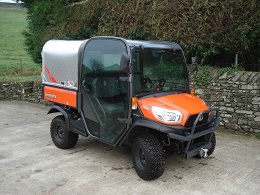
[
  {"left": 161, "top": 108, "right": 220, "bottom": 158},
  {"left": 161, "top": 108, "right": 220, "bottom": 141},
  {"left": 167, "top": 118, "right": 219, "bottom": 141}
]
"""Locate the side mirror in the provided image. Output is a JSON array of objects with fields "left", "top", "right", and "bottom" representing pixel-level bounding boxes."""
[
  {"left": 120, "top": 53, "right": 130, "bottom": 72},
  {"left": 191, "top": 56, "right": 198, "bottom": 71}
]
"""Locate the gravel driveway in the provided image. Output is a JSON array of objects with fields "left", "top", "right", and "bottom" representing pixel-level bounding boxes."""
[{"left": 0, "top": 101, "right": 259, "bottom": 195}]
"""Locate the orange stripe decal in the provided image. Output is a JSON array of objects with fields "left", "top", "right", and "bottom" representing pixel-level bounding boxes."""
[{"left": 44, "top": 65, "right": 57, "bottom": 83}]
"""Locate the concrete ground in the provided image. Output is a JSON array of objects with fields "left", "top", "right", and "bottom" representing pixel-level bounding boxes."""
[{"left": 0, "top": 100, "right": 259, "bottom": 195}]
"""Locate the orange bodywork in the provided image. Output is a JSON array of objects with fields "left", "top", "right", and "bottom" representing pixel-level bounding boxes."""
[
  {"left": 137, "top": 93, "right": 209, "bottom": 126},
  {"left": 43, "top": 86, "right": 77, "bottom": 108}
]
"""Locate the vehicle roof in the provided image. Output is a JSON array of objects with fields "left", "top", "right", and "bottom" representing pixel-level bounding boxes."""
[
  {"left": 88, "top": 36, "right": 182, "bottom": 50},
  {"left": 125, "top": 39, "right": 182, "bottom": 50}
]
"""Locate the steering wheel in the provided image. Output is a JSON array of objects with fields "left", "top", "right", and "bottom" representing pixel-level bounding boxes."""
[{"left": 150, "top": 78, "right": 165, "bottom": 91}]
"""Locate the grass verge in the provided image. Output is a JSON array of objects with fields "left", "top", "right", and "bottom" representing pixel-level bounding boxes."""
[{"left": 0, "top": 7, "right": 41, "bottom": 82}]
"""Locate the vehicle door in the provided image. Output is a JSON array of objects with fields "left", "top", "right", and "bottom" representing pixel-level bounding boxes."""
[{"left": 80, "top": 37, "right": 129, "bottom": 144}]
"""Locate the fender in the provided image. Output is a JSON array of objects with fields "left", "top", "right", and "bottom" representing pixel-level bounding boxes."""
[
  {"left": 125, "top": 117, "right": 186, "bottom": 144},
  {"left": 123, "top": 118, "right": 162, "bottom": 145},
  {"left": 47, "top": 105, "right": 70, "bottom": 131}
]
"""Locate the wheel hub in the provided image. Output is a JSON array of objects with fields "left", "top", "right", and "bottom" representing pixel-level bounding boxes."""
[
  {"left": 56, "top": 125, "right": 64, "bottom": 140},
  {"left": 136, "top": 147, "right": 146, "bottom": 169}
]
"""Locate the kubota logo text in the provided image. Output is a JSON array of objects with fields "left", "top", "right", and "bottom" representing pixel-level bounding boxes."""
[{"left": 45, "top": 93, "right": 56, "bottom": 99}]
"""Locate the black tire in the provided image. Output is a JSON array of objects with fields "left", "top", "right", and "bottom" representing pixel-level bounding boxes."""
[
  {"left": 50, "top": 115, "right": 78, "bottom": 149},
  {"left": 132, "top": 134, "right": 165, "bottom": 180},
  {"left": 194, "top": 132, "right": 216, "bottom": 159}
]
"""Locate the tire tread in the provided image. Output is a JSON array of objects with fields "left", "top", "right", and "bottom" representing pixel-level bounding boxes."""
[
  {"left": 50, "top": 115, "right": 78, "bottom": 149},
  {"left": 132, "top": 134, "right": 165, "bottom": 180}
]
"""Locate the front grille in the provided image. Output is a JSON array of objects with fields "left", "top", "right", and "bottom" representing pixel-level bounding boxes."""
[{"left": 185, "top": 113, "right": 209, "bottom": 127}]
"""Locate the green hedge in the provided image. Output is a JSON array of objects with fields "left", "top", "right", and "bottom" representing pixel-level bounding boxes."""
[{"left": 22, "top": 0, "right": 259, "bottom": 71}]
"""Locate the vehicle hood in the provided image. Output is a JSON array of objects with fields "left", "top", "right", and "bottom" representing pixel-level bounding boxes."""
[{"left": 137, "top": 93, "right": 209, "bottom": 126}]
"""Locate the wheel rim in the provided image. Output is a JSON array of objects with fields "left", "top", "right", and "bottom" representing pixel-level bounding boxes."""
[
  {"left": 135, "top": 146, "right": 146, "bottom": 170},
  {"left": 54, "top": 125, "right": 64, "bottom": 143}
]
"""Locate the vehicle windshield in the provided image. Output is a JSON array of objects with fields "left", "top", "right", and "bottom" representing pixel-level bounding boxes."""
[{"left": 131, "top": 48, "right": 189, "bottom": 95}]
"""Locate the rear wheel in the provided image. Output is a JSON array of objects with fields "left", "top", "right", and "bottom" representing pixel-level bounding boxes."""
[
  {"left": 194, "top": 132, "right": 216, "bottom": 158},
  {"left": 132, "top": 134, "right": 165, "bottom": 180},
  {"left": 50, "top": 115, "right": 78, "bottom": 149}
]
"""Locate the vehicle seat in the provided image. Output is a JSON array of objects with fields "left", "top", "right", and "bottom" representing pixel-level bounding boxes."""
[
  {"left": 92, "top": 77, "right": 124, "bottom": 114},
  {"left": 92, "top": 77, "right": 120, "bottom": 98}
]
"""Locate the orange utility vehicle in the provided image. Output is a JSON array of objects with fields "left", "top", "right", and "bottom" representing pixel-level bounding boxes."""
[{"left": 42, "top": 36, "right": 220, "bottom": 180}]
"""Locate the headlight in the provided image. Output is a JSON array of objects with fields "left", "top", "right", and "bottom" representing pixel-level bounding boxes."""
[{"left": 152, "top": 106, "right": 182, "bottom": 123}]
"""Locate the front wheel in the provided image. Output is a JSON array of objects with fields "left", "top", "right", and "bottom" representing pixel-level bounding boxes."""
[
  {"left": 132, "top": 134, "right": 165, "bottom": 180},
  {"left": 50, "top": 115, "right": 78, "bottom": 149}
]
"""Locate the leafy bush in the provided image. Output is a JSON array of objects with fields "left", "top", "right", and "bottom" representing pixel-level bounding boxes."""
[
  {"left": 191, "top": 65, "right": 215, "bottom": 87},
  {"left": 218, "top": 64, "right": 245, "bottom": 77},
  {"left": 191, "top": 64, "right": 245, "bottom": 87},
  {"left": 21, "top": 0, "right": 259, "bottom": 71}
]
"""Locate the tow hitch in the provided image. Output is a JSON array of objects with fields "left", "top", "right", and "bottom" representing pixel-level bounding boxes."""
[{"left": 199, "top": 148, "right": 209, "bottom": 158}]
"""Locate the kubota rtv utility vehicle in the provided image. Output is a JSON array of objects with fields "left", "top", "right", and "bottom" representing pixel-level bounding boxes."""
[{"left": 42, "top": 36, "right": 220, "bottom": 180}]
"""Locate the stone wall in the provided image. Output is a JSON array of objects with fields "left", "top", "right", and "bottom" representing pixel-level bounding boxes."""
[
  {"left": 0, "top": 71, "right": 259, "bottom": 133},
  {"left": 0, "top": 81, "right": 42, "bottom": 103},
  {"left": 193, "top": 71, "right": 260, "bottom": 133}
]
